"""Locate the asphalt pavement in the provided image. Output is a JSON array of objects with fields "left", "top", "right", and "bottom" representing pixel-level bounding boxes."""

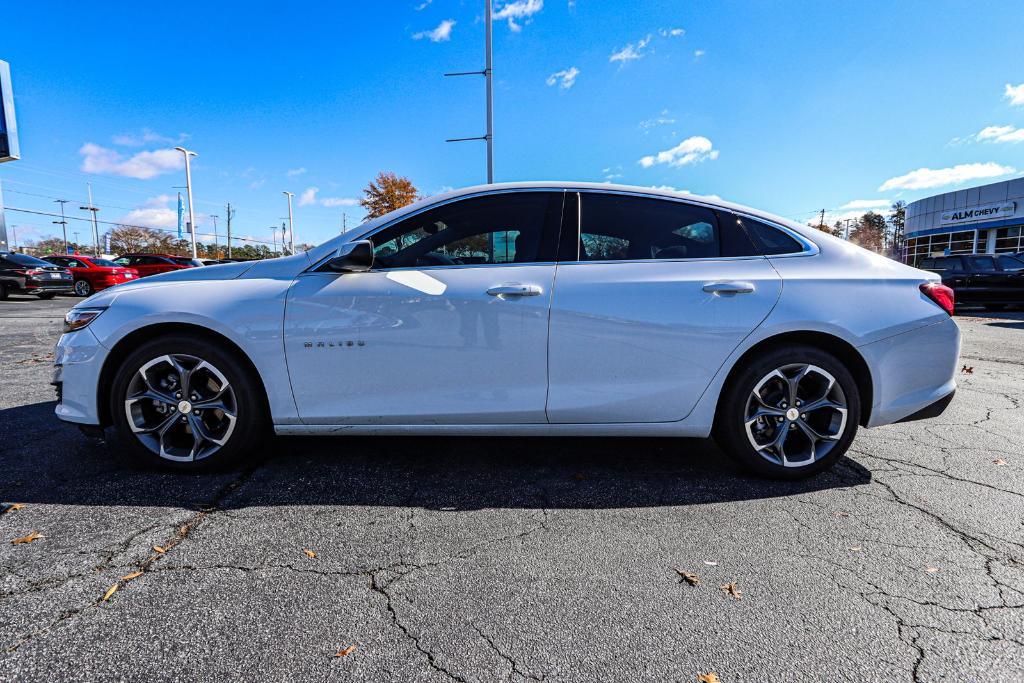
[{"left": 1, "top": 293, "right": 1022, "bottom": 682}]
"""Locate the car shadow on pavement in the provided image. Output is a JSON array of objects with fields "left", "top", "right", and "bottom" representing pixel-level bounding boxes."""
[{"left": 0, "top": 401, "right": 871, "bottom": 511}]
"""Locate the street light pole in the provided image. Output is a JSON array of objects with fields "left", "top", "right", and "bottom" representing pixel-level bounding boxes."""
[
  {"left": 53, "top": 199, "right": 70, "bottom": 254},
  {"left": 174, "top": 146, "right": 199, "bottom": 259},
  {"left": 283, "top": 191, "right": 295, "bottom": 255},
  {"left": 270, "top": 225, "right": 278, "bottom": 256},
  {"left": 211, "top": 214, "right": 219, "bottom": 255},
  {"left": 444, "top": 0, "right": 494, "bottom": 183},
  {"left": 79, "top": 183, "right": 101, "bottom": 257}
]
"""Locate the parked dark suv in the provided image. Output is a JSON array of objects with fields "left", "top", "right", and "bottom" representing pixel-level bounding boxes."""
[
  {"left": 0, "top": 252, "right": 74, "bottom": 300},
  {"left": 918, "top": 253, "right": 1024, "bottom": 310}
]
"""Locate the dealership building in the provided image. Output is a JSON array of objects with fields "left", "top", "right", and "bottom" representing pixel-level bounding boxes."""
[{"left": 903, "top": 176, "right": 1024, "bottom": 265}]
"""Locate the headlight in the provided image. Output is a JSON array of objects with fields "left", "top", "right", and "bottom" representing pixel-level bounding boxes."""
[{"left": 64, "top": 307, "right": 106, "bottom": 333}]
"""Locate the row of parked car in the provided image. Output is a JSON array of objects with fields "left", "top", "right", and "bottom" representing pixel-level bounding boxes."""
[{"left": 0, "top": 251, "right": 244, "bottom": 300}]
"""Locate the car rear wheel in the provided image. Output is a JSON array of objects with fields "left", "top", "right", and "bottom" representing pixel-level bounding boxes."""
[
  {"left": 74, "top": 279, "right": 93, "bottom": 297},
  {"left": 110, "top": 335, "right": 269, "bottom": 471},
  {"left": 0, "top": 284, "right": 8, "bottom": 300},
  {"left": 714, "top": 345, "right": 860, "bottom": 479}
]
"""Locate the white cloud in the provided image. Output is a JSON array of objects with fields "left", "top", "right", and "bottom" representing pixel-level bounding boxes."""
[
  {"left": 638, "top": 136, "right": 719, "bottom": 168},
  {"left": 610, "top": 34, "right": 652, "bottom": 64},
  {"left": 639, "top": 109, "right": 676, "bottom": 131},
  {"left": 545, "top": 66, "right": 579, "bottom": 90},
  {"left": 694, "top": 49, "right": 706, "bottom": 58},
  {"left": 111, "top": 129, "right": 188, "bottom": 147},
  {"left": 1004, "top": 83, "right": 1024, "bottom": 106},
  {"left": 249, "top": 178, "right": 266, "bottom": 189},
  {"left": 648, "top": 185, "right": 722, "bottom": 201},
  {"left": 414, "top": 0, "right": 432, "bottom": 9},
  {"left": 120, "top": 195, "right": 205, "bottom": 230},
  {"left": 975, "top": 124, "right": 1024, "bottom": 144},
  {"left": 659, "top": 27, "right": 685, "bottom": 37},
  {"left": 878, "top": 162, "right": 1016, "bottom": 192},
  {"left": 79, "top": 143, "right": 183, "bottom": 179},
  {"left": 298, "top": 186, "right": 358, "bottom": 208},
  {"left": 840, "top": 199, "right": 892, "bottom": 210},
  {"left": 321, "top": 197, "right": 359, "bottom": 207},
  {"left": 413, "top": 19, "right": 455, "bottom": 42},
  {"left": 287, "top": 167, "right": 307, "bottom": 177},
  {"left": 494, "top": 0, "right": 544, "bottom": 32}
]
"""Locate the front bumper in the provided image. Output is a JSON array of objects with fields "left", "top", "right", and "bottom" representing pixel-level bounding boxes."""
[{"left": 53, "top": 327, "right": 106, "bottom": 425}]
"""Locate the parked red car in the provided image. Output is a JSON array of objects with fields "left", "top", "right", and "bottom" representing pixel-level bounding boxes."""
[
  {"left": 43, "top": 255, "right": 140, "bottom": 296},
  {"left": 113, "top": 253, "right": 200, "bottom": 278}
]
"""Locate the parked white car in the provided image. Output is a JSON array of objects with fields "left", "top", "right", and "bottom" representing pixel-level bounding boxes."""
[{"left": 54, "top": 183, "right": 960, "bottom": 478}]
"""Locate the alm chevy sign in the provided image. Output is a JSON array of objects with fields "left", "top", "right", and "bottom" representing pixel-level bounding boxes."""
[{"left": 940, "top": 201, "right": 1016, "bottom": 226}]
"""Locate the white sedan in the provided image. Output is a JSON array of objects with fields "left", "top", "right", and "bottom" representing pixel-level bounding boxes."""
[{"left": 54, "top": 183, "right": 960, "bottom": 478}]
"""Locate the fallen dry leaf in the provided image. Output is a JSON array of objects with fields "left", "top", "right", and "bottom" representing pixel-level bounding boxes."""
[
  {"left": 697, "top": 673, "right": 721, "bottom": 683},
  {"left": 12, "top": 531, "right": 42, "bottom": 545},
  {"left": 675, "top": 569, "right": 700, "bottom": 586},
  {"left": 834, "top": 511, "right": 850, "bottom": 518},
  {"left": 925, "top": 567, "right": 940, "bottom": 573},
  {"left": 993, "top": 458, "right": 1007, "bottom": 466},
  {"left": 121, "top": 571, "right": 144, "bottom": 581},
  {"left": 152, "top": 545, "right": 166, "bottom": 554},
  {"left": 720, "top": 582, "right": 742, "bottom": 600},
  {"left": 961, "top": 365, "right": 974, "bottom": 374},
  {"left": 334, "top": 645, "right": 357, "bottom": 658},
  {"left": 101, "top": 583, "right": 119, "bottom": 602},
  {"left": 303, "top": 548, "right": 317, "bottom": 559},
  {"left": 9, "top": 503, "right": 25, "bottom": 511}
]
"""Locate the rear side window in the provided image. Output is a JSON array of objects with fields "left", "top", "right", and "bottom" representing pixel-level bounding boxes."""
[
  {"left": 738, "top": 217, "right": 805, "bottom": 255},
  {"left": 966, "top": 256, "right": 997, "bottom": 272},
  {"left": 571, "top": 193, "right": 758, "bottom": 261}
]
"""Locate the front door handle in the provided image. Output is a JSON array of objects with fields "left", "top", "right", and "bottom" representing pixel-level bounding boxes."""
[
  {"left": 702, "top": 281, "right": 755, "bottom": 295},
  {"left": 486, "top": 284, "right": 543, "bottom": 297}
]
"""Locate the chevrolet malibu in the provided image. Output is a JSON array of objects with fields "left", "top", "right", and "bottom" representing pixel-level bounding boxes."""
[{"left": 53, "top": 183, "right": 960, "bottom": 478}]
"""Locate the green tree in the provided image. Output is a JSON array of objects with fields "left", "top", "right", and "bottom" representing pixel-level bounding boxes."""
[
  {"left": 850, "top": 212, "right": 887, "bottom": 253},
  {"left": 360, "top": 171, "right": 419, "bottom": 219}
]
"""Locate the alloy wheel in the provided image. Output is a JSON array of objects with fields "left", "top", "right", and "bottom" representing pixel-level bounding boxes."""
[
  {"left": 743, "top": 363, "right": 848, "bottom": 468},
  {"left": 123, "top": 354, "right": 237, "bottom": 462},
  {"left": 74, "top": 280, "right": 91, "bottom": 296}
]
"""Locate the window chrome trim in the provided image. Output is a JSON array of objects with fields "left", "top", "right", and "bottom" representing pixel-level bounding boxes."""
[{"left": 732, "top": 211, "right": 820, "bottom": 258}]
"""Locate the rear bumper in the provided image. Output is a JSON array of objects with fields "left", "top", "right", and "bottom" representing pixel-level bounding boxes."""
[
  {"left": 861, "top": 316, "right": 961, "bottom": 427},
  {"left": 896, "top": 389, "right": 956, "bottom": 423}
]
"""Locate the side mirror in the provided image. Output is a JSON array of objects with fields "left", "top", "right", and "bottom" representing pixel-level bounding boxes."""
[{"left": 326, "top": 240, "right": 374, "bottom": 273}]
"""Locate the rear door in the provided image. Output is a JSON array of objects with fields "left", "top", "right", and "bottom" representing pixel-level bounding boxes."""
[{"left": 545, "top": 192, "right": 783, "bottom": 424}]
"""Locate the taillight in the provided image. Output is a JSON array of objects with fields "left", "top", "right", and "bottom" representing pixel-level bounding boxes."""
[{"left": 920, "top": 282, "right": 955, "bottom": 315}]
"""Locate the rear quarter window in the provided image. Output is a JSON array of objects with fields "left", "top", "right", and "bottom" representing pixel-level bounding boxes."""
[{"left": 738, "top": 217, "right": 805, "bottom": 255}]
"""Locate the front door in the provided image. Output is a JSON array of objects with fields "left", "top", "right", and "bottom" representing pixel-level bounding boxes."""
[
  {"left": 284, "top": 191, "right": 564, "bottom": 424},
  {"left": 546, "top": 192, "right": 783, "bottom": 423}
]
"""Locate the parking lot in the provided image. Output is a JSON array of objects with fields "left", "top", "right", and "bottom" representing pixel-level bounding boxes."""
[{"left": 1, "top": 294, "right": 1022, "bottom": 682}]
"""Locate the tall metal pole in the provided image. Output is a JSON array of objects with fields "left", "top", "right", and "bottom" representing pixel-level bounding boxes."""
[
  {"left": 211, "top": 214, "right": 219, "bottom": 256},
  {"left": 226, "top": 202, "right": 234, "bottom": 258},
  {"left": 175, "top": 147, "right": 199, "bottom": 259},
  {"left": 271, "top": 226, "right": 278, "bottom": 256},
  {"left": 80, "top": 183, "right": 101, "bottom": 257},
  {"left": 484, "top": 0, "right": 493, "bottom": 183},
  {"left": 283, "top": 191, "right": 295, "bottom": 255},
  {"left": 0, "top": 180, "right": 8, "bottom": 252},
  {"left": 54, "top": 199, "right": 70, "bottom": 253}
]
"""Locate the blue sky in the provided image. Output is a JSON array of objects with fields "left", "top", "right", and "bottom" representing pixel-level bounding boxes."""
[{"left": 2, "top": 0, "right": 1023, "bottom": 248}]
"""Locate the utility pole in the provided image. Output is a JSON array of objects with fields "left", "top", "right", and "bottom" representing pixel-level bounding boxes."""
[
  {"left": 271, "top": 225, "right": 278, "bottom": 256},
  {"left": 80, "top": 183, "right": 101, "bottom": 257},
  {"left": 211, "top": 214, "right": 219, "bottom": 256},
  {"left": 174, "top": 146, "right": 199, "bottom": 259},
  {"left": 72, "top": 231, "right": 80, "bottom": 249},
  {"left": 342, "top": 212, "right": 347, "bottom": 234},
  {"left": 444, "top": 0, "right": 494, "bottom": 183},
  {"left": 282, "top": 191, "right": 295, "bottom": 255},
  {"left": 819, "top": 209, "right": 826, "bottom": 228},
  {"left": 225, "top": 202, "right": 235, "bottom": 258},
  {"left": 54, "top": 199, "right": 70, "bottom": 253}
]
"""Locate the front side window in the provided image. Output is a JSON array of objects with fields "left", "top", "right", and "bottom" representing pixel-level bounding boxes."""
[
  {"left": 572, "top": 193, "right": 754, "bottom": 261},
  {"left": 996, "top": 255, "right": 1024, "bottom": 271},
  {"left": 370, "top": 192, "right": 560, "bottom": 269}
]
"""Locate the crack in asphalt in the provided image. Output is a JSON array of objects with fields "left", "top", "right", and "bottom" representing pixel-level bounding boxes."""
[{"left": 473, "top": 623, "right": 546, "bottom": 682}]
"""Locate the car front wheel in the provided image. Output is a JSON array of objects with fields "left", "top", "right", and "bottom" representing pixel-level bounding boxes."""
[
  {"left": 714, "top": 345, "right": 860, "bottom": 479},
  {"left": 110, "top": 335, "right": 268, "bottom": 470}
]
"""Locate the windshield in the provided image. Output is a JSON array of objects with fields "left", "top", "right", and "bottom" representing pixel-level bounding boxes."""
[
  {"left": 169, "top": 257, "right": 200, "bottom": 266},
  {"left": 91, "top": 258, "right": 119, "bottom": 267},
  {"left": 6, "top": 253, "right": 54, "bottom": 267}
]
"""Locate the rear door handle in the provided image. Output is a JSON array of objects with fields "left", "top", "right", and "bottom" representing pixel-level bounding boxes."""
[
  {"left": 702, "top": 281, "right": 755, "bottom": 295},
  {"left": 486, "top": 284, "right": 543, "bottom": 297}
]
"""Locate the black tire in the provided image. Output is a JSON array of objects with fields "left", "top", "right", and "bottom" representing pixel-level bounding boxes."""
[
  {"left": 0, "top": 283, "right": 8, "bottom": 301},
  {"left": 713, "top": 345, "right": 861, "bottom": 479},
  {"left": 37, "top": 292, "right": 57, "bottom": 300},
  {"left": 74, "top": 279, "right": 94, "bottom": 297},
  {"left": 109, "top": 334, "right": 269, "bottom": 471}
]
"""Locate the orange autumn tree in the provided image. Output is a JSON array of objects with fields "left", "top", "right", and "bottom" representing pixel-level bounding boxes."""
[{"left": 359, "top": 171, "right": 420, "bottom": 219}]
